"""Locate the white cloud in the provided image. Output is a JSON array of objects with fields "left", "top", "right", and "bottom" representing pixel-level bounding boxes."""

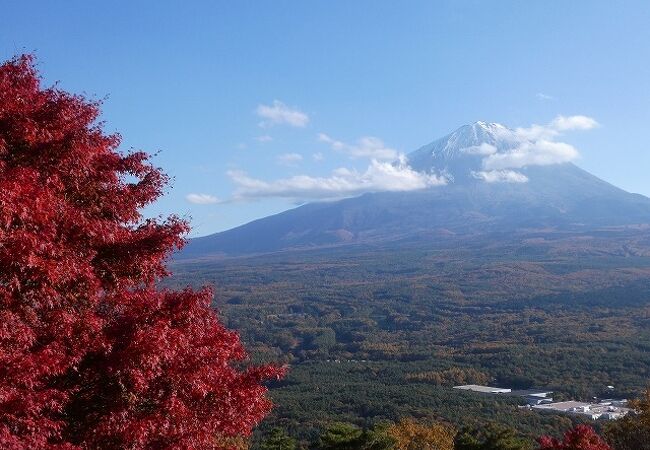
[
  {"left": 276, "top": 152, "right": 304, "bottom": 166},
  {"left": 507, "top": 124, "right": 555, "bottom": 142},
  {"left": 228, "top": 159, "right": 447, "bottom": 200},
  {"left": 481, "top": 115, "right": 598, "bottom": 171},
  {"left": 256, "top": 100, "right": 309, "bottom": 128},
  {"left": 255, "top": 135, "right": 273, "bottom": 143},
  {"left": 536, "top": 92, "right": 555, "bottom": 101},
  {"left": 471, "top": 170, "right": 529, "bottom": 183},
  {"left": 482, "top": 140, "right": 579, "bottom": 170},
  {"left": 312, "top": 152, "right": 324, "bottom": 162},
  {"left": 550, "top": 115, "right": 599, "bottom": 131},
  {"left": 506, "top": 115, "right": 599, "bottom": 141},
  {"left": 186, "top": 193, "right": 220, "bottom": 204},
  {"left": 318, "top": 133, "right": 398, "bottom": 160}
]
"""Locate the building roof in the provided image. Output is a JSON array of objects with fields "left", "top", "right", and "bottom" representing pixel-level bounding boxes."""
[
  {"left": 453, "top": 385, "right": 512, "bottom": 393},
  {"left": 533, "top": 401, "right": 589, "bottom": 411},
  {"left": 509, "top": 389, "right": 553, "bottom": 397}
]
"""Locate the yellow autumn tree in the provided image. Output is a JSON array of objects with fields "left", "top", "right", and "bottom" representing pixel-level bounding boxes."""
[{"left": 386, "top": 418, "right": 456, "bottom": 450}]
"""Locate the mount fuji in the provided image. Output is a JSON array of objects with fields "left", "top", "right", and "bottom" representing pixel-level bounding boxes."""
[{"left": 181, "top": 122, "right": 650, "bottom": 258}]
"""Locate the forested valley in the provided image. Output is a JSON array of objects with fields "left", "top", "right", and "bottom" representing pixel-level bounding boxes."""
[{"left": 170, "top": 231, "right": 650, "bottom": 448}]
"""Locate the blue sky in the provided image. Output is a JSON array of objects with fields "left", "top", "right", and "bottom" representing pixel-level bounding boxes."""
[{"left": 2, "top": 1, "right": 650, "bottom": 236}]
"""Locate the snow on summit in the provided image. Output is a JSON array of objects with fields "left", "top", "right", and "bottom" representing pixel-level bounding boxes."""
[{"left": 405, "top": 117, "right": 595, "bottom": 183}]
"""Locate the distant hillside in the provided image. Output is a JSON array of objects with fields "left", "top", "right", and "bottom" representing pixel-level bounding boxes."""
[{"left": 180, "top": 122, "right": 650, "bottom": 258}]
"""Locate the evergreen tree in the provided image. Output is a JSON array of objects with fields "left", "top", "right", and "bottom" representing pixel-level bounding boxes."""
[
  {"left": 317, "top": 423, "right": 365, "bottom": 450},
  {"left": 454, "top": 423, "right": 532, "bottom": 450},
  {"left": 259, "top": 428, "right": 298, "bottom": 450}
]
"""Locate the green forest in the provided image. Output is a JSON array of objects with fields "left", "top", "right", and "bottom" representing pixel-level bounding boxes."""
[{"left": 170, "top": 231, "right": 650, "bottom": 447}]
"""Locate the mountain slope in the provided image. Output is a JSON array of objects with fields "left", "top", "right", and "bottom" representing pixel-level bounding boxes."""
[{"left": 181, "top": 122, "right": 650, "bottom": 258}]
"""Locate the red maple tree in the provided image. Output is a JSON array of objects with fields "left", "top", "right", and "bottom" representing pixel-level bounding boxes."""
[
  {"left": 0, "top": 55, "right": 283, "bottom": 449},
  {"left": 538, "top": 424, "right": 612, "bottom": 450}
]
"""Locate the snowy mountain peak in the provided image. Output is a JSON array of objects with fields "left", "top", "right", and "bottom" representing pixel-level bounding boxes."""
[
  {"left": 475, "top": 120, "right": 506, "bottom": 129},
  {"left": 444, "top": 121, "right": 510, "bottom": 151},
  {"left": 406, "top": 121, "right": 515, "bottom": 174}
]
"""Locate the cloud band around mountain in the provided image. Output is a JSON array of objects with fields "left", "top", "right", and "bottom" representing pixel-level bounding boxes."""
[
  {"left": 228, "top": 158, "right": 447, "bottom": 200},
  {"left": 318, "top": 133, "right": 398, "bottom": 160},
  {"left": 481, "top": 115, "right": 598, "bottom": 172},
  {"left": 213, "top": 114, "right": 599, "bottom": 201}
]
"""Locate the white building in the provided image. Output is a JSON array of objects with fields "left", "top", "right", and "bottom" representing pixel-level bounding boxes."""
[
  {"left": 453, "top": 385, "right": 512, "bottom": 394},
  {"left": 531, "top": 400, "right": 632, "bottom": 420}
]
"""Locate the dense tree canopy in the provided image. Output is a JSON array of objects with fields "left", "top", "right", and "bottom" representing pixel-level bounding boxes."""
[
  {"left": 258, "top": 428, "right": 298, "bottom": 450},
  {"left": 453, "top": 424, "right": 531, "bottom": 450},
  {"left": 0, "top": 55, "right": 282, "bottom": 449}
]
